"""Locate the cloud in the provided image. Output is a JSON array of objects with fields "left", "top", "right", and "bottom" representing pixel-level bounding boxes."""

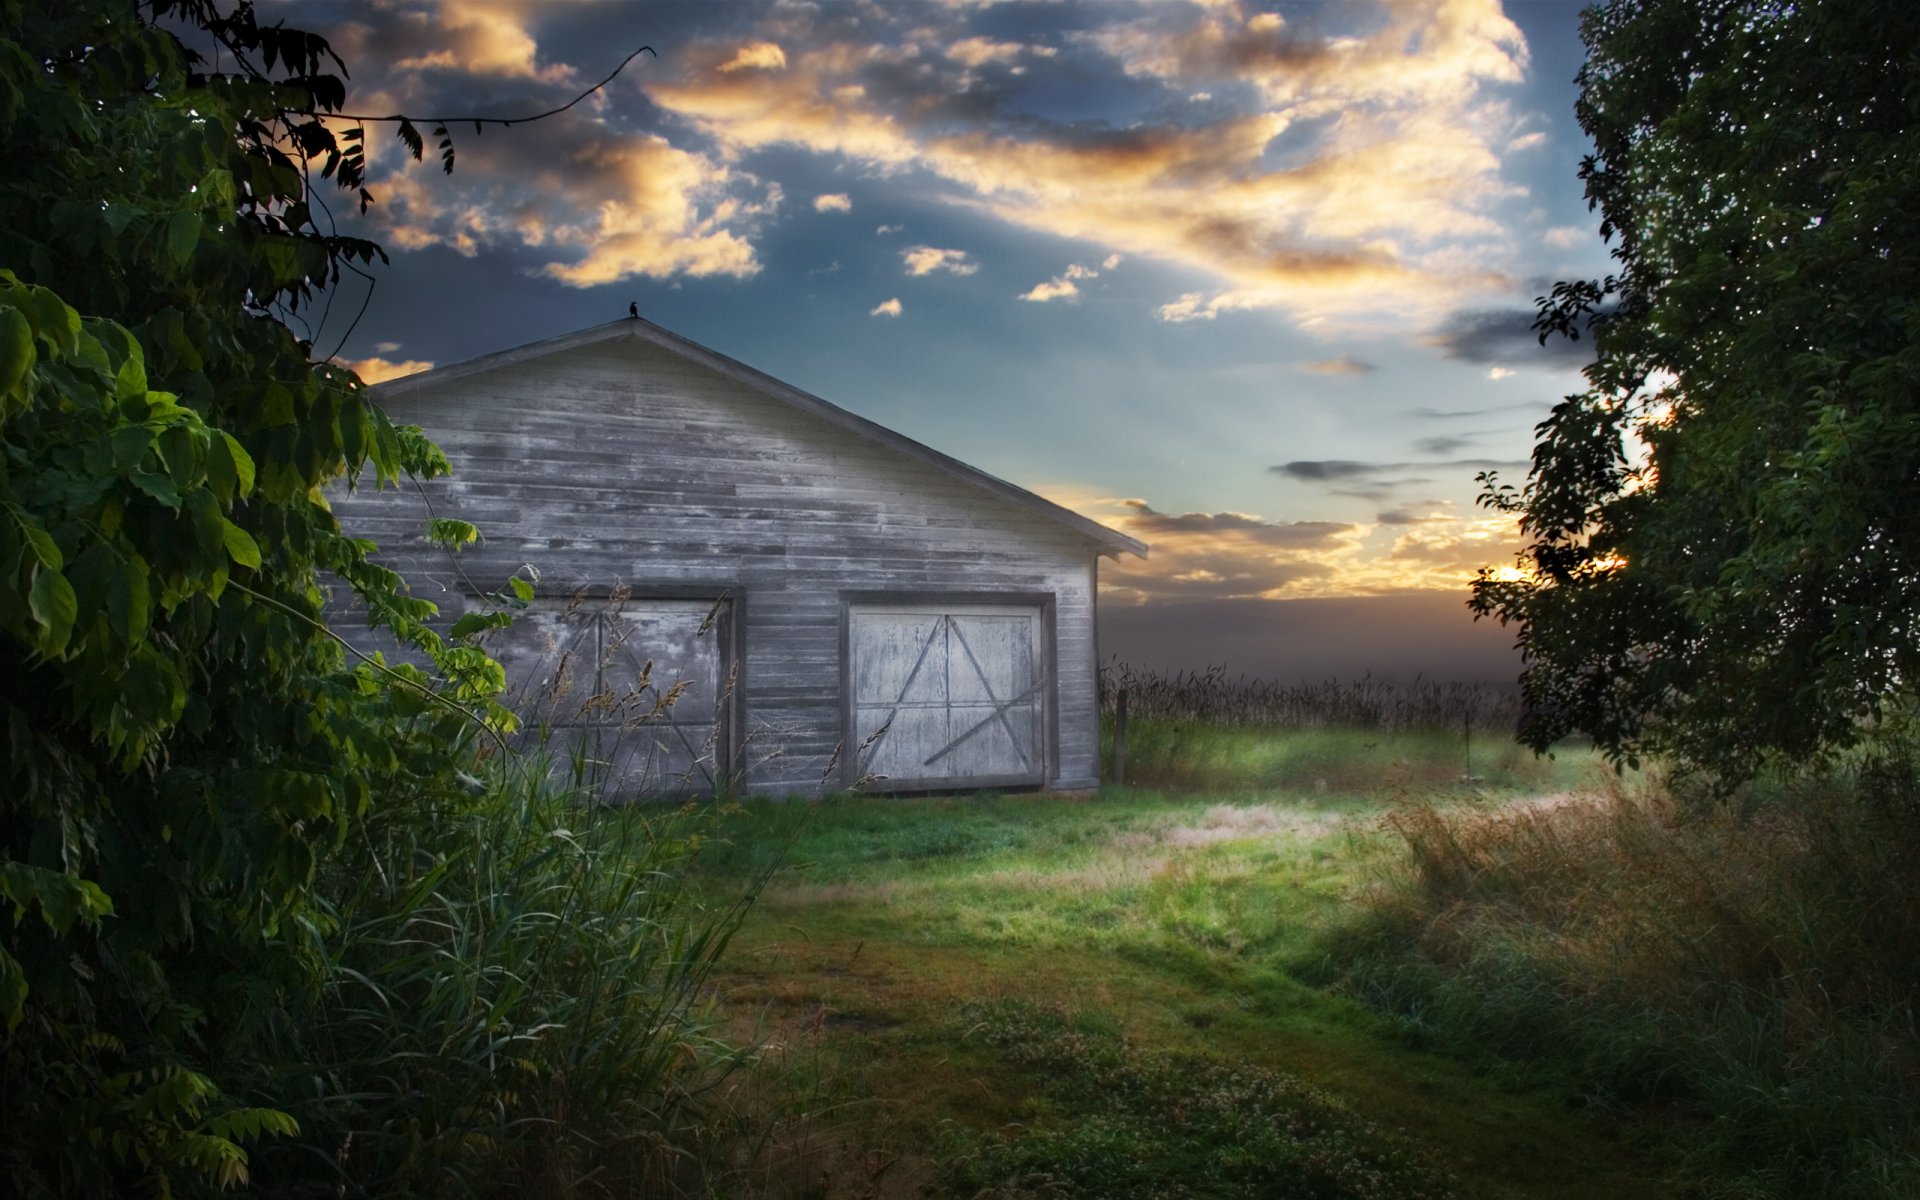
[
  {"left": 719, "top": 42, "right": 787, "bottom": 72},
  {"left": 1102, "top": 253, "right": 1123, "bottom": 270},
  {"left": 1543, "top": 225, "right": 1589, "bottom": 248},
  {"left": 640, "top": 0, "right": 1536, "bottom": 321},
  {"left": 1376, "top": 504, "right": 1451, "bottom": 525},
  {"left": 946, "top": 36, "right": 1051, "bottom": 68},
  {"left": 875, "top": 223, "right": 904, "bottom": 236},
  {"left": 532, "top": 137, "right": 781, "bottom": 285},
  {"left": 1506, "top": 130, "right": 1546, "bottom": 152},
  {"left": 1273, "top": 457, "right": 1526, "bottom": 482},
  {"left": 869, "top": 297, "right": 902, "bottom": 317},
  {"left": 302, "top": 10, "right": 782, "bottom": 288},
  {"left": 1019, "top": 259, "right": 1111, "bottom": 302},
  {"left": 1487, "top": 366, "right": 1514, "bottom": 380},
  {"left": 1121, "top": 501, "right": 1353, "bottom": 549},
  {"left": 813, "top": 192, "right": 852, "bottom": 212},
  {"left": 345, "top": 356, "right": 433, "bottom": 385},
  {"left": 1020, "top": 277, "right": 1078, "bottom": 303},
  {"left": 390, "top": 0, "right": 576, "bottom": 83},
  {"left": 1299, "top": 356, "right": 1374, "bottom": 376},
  {"left": 1047, "top": 489, "right": 1523, "bottom": 604},
  {"left": 902, "top": 245, "right": 977, "bottom": 276},
  {"left": 1427, "top": 306, "right": 1602, "bottom": 368},
  {"left": 1271, "top": 460, "right": 1378, "bottom": 482},
  {"left": 1413, "top": 435, "right": 1475, "bottom": 456},
  {"left": 308, "top": 1, "right": 1541, "bottom": 324},
  {"left": 1088, "top": 498, "right": 1353, "bottom": 600}
]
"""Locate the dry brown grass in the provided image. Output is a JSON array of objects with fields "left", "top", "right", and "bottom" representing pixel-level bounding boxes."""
[{"left": 1341, "top": 763, "right": 1920, "bottom": 1196}]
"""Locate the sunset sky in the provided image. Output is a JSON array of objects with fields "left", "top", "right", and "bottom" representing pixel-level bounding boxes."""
[{"left": 292, "top": 0, "right": 1611, "bottom": 682}]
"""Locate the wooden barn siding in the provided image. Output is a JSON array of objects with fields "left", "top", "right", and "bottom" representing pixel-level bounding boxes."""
[{"left": 328, "top": 340, "right": 1102, "bottom": 794}]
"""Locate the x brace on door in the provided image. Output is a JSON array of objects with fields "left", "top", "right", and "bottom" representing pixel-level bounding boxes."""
[{"left": 857, "top": 615, "right": 1040, "bottom": 779}]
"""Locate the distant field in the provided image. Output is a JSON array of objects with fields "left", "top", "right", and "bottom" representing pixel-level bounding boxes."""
[{"left": 685, "top": 726, "right": 1672, "bottom": 1198}]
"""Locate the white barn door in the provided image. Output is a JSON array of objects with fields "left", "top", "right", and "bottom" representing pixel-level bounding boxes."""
[
  {"left": 489, "top": 597, "right": 733, "bottom": 797},
  {"left": 849, "top": 603, "right": 1046, "bottom": 790}
]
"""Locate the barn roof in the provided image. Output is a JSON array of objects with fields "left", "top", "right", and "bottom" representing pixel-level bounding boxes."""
[{"left": 371, "top": 318, "right": 1149, "bottom": 560}]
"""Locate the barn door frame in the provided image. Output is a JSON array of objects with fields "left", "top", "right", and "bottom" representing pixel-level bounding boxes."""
[
  {"left": 838, "top": 590, "right": 1058, "bottom": 793},
  {"left": 464, "top": 579, "right": 746, "bottom": 795}
]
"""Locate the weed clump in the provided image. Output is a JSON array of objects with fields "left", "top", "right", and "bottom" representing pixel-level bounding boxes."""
[{"left": 943, "top": 999, "right": 1458, "bottom": 1199}]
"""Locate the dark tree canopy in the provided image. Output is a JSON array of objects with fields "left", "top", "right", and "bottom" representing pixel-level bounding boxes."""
[
  {"left": 0, "top": 1, "right": 521, "bottom": 1190},
  {"left": 1473, "top": 0, "right": 1920, "bottom": 782}
]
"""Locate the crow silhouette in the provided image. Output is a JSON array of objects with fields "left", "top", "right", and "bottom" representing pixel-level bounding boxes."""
[{"left": 628, "top": 302, "right": 638, "bottom": 318}]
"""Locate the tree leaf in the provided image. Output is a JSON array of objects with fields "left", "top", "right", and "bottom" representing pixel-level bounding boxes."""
[
  {"left": 28, "top": 567, "right": 77, "bottom": 656},
  {"left": 222, "top": 520, "right": 261, "bottom": 569},
  {"left": 165, "top": 212, "right": 199, "bottom": 267},
  {"left": 217, "top": 431, "right": 256, "bottom": 497},
  {"left": 0, "top": 305, "right": 32, "bottom": 402}
]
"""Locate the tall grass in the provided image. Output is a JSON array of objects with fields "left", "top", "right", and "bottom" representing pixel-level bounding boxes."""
[
  {"left": 1322, "top": 751, "right": 1920, "bottom": 1198},
  {"left": 1101, "top": 661, "right": 1523, "bottom": 732},
  {"left": 250, "top": 754, "right": 767, "bottom": 1195}
]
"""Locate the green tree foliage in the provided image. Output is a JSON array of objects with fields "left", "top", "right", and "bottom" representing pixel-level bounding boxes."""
[
  {"left": 0, "top": 1, "right": 515, "bottom": 1191},
  {"left": 1473, "top": 0, "right": 1920, "bottom": 782}
]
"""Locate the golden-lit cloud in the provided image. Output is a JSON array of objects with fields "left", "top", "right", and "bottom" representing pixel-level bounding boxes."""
[
  {"left": 639, "top": 0, "right": 1533, "bottom": 322},
  {"left": 1020, "top": 277, "right": 1078, "bottom": 303},
  {"left": 1019, "top": 259, "right": 1109, "bottom": 302},
  {"left": 813, "top": 192, "right": 852, "bottom": 212},
  {"left": 946, "top": 37, "right": 1050, "bottom": 68},
  {"left": 870, "top": 297, "right": 903, "bottom": 317},
  {"left": 1039, "top": 487, "right": 1524, "bottom": 605},
  {"left": 343, "top": 355, "right": 433, "bottom": 385},
  {"left": 719, "top": 42, "right": 788, "bottom": 73},
  {"left": 391, "top": 0, "right": 575, "bottom": 83},
  {"left": 902, "top": 246, "right": 977, "bottom": 276},
  {"left": 325, "top": 0, "right": 1542, "bottom": 314},
  {"left": 363, "top": 127, "right": 778, "bottom": 285}
]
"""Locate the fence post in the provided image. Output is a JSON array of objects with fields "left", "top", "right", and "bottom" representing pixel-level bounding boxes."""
[{"left": 1111, "top": 687, "right": 1128, "bottom": 787}]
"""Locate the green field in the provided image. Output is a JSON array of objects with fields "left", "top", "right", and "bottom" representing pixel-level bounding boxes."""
[{"left": 686, "top": 727, "right": 1674, "bottom": 1198}]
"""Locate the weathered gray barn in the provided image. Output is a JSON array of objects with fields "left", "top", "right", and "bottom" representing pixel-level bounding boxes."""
[{"left": 330, "top": 318, "right": 1146, "bottom": 796}]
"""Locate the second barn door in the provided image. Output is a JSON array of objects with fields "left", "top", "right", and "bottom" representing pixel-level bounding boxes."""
[{"left": 848, "top": 602, "right": 1047, "bottom": 791}]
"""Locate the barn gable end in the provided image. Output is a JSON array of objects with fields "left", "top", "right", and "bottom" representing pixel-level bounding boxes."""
[{"left": 329, "top": 319, "right": 1143, "bottom": 796}]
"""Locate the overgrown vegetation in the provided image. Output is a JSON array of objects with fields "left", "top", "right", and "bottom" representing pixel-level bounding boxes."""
[
  {"left": 1319, "top": 745, "right": 1920, "bottom": 1198},
  {"left": 250, "top": 761, "right": 761, "bottom": 1197},
  {"left": 0, "top": 3, "right": 754, "bottom": 1196}
]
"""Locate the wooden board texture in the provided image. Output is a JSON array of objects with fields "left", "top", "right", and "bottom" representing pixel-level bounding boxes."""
[{"left": 327, "top": 336, "right": 1103, "bottom": 795}]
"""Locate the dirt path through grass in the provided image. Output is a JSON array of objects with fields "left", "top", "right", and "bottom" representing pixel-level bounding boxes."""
[{"left": 694, "top": 785, "right": 1676, "bottom": 1198}]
